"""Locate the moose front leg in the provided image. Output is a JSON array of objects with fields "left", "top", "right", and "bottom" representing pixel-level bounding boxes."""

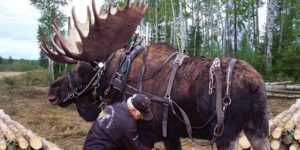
[{"left": 163, "top": 138, "right": 182, "bottom": 150}]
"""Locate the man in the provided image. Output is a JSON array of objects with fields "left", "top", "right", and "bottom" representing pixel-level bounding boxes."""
[{"left": 84, "top": 94, "right": 154, "bottom": 150}]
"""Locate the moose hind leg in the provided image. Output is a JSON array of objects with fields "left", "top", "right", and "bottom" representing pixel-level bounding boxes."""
[
  {"left": 244, "top": 119, "right": 270, "bottom": 150},
  {"left": 163, "top": 138, "right": 182, "bottom": 150}
]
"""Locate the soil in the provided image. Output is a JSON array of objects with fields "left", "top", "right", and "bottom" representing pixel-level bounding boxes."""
[
  {"left": 0, "top": 72, "right": 296, "bottom": 150},
  {"left": 0, "top": 84, "right": 91, "bottom": 149},
  {"left": 0, "top": 72, "right": 25, "bottom": 78}
]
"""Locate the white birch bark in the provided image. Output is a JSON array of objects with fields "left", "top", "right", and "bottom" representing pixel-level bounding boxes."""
[
  {"left": 155, "top": 0, "right": 158, "bottom": 42},
  {"left": 265, "top": 0, "right": 277, "bottom": 73},
  {"left": 48, "top": 58, "right": 54, "bottom": 82},
  {"left": 179, "top": 0, "right": 185, "bottom": 52}
]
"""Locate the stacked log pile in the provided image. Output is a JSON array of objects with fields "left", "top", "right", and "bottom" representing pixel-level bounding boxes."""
[
  {"left": 238, "top": 99, "right": 300, "bottom": 150},
  {"left": 266, "top": 81, "right": 300, "bottom": 99},
  {"left": 0, "top": 109, "right": 61, "bottom": 150}
]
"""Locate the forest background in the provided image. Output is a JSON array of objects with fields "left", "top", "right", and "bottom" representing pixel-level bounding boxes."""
[{"left": 1, "top": 0, "right": 299, "bottom": 82}]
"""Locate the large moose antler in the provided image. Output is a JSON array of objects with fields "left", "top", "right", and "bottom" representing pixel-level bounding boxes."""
[{"left": 42, "top": 0, "right": 148, "bottom": 63}]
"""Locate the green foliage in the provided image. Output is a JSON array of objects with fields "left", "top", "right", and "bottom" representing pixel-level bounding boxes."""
[
  {"left": 273, "top": 45, "right": 300, "bottom": 81},
  {"left": 0, "top": 59, "right": 40, "bottom": 72},
  {"left": 0, "top": 56, "right": 3, "bottom": 64},
  {"left": 269, "top": 0, "right": 300, "bottom": 81},
  {"left": 53, "top": 63, "right": 74, "bottom": 79},
  {"left": 8, "top": 56, "right": 13, "bottom": 64},
  {"left": 27, "top": 0, "right": 299, "bottom": 82},
  {"left": 31, "top": 0, "right": 69, "bottom": 79},
  {"left": 3, "top": 77, "right": 17, "bottom": 86}
]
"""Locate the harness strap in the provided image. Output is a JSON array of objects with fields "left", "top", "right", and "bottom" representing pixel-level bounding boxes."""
[
  {"left": 138, "top": 46, "right": 148, "bottom": 93},
  {"left": 223, "top": 59, "right": 237, "bottom": 110},
  {"left": 199, "top": 58, "right": 237, "bottom": 146},
  {"left": 214, "top": 59, "right": 224, "bottom": 137},
  {"left": 63, "top": 52, "right": 115, "bottom": 104},
  {"left": 163, "top": 53, "right": 189, "bottom": 138},
  {"left": 111, "top": 77, "right": 168, "bottom": 104}
]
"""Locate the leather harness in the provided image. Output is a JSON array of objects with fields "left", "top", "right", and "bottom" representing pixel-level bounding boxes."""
[
  {"left": 66, "top": 37, "right": 238, "bottom": 145},
  {"left": 106, "top": 40, "right": 238, "bottom": 145}
]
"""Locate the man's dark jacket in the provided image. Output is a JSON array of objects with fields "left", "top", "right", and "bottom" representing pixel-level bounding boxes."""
[{"left": 84, "top": 102, "right": 151, "bottom": 150}]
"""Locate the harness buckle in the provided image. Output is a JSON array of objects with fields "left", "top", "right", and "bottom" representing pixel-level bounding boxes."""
[{"left": 174, "top": 54, "right": 187, "bottom": 66}]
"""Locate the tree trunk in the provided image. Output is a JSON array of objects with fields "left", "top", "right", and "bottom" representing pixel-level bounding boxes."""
[
  {"left": 266, "top": 85, "right": 300, "bottom": 91},
  {"left": 265, "top": 0, "right": 277, "bottom": 74},
  {"left": 48, "top": 58, "right": 54, "bottom": 82},
  {"left": 234, "top": 0, "right": 237, "bottom": 57},
  {"left": 155, "top": 0, "right": 158, "bottom": 43},
  {"left": 255, "top": 0, "right": 259, "bottom": 48}
]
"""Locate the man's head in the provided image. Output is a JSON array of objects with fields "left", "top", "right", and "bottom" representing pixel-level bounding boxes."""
[{"left": 127, "top": 94, "right": 153, "bottom": 121}]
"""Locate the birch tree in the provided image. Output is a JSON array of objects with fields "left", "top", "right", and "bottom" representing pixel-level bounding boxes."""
[
  {"left": 265, "top": 0, "right": 277, "bottom": 74},
  {"left": 31, "top": 0, "right": 68, "bottom": 81}
]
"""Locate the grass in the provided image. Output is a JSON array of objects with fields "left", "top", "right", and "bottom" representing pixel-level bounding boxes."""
[{"left": 0, "top": 60, "right": 40, "bottom": 72}]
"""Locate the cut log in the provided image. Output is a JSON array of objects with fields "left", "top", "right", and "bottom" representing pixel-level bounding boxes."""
[
  {"left": 238, "top": 134, "right": 251, "bottom": 149},
  {"left": 293, "top": 127, "right": 300, "bottom": 140},
  {"left": 267, "top": 92, "right": 300, "bottom": 98},
  {"left": 0, "top": 109, "right": 61, "bottom": 150},
  {"left": 270, "top": 99, "right": 300, "bottom": 133},
  {"left": 266, "top": 85, "right": 300, "bottom": 91},
  {"left": 285, "top": 109, "right": 300, "bottom": 131},
  {"left": 6, "top": 123, "right": 28, "bottom": 149},
  {"left": 289, "top": 99, "right": 300, "bottom": 112},
  {"left": 270, "top": 138, "right": 281, "bottom": 150},
  {"left": 266, "top": 81, "right": 293, "bottom": 85},
  {"left": 269, "top": 110, "right": 289, "bottom": 132},
  {"left": 267, "top": 89, "right": 300, "bottom": 94},
  {"left": 0, "top": 135, "right": 6, "bottom": 150},
  {"left": 270, "top": 99, "right": 300, "bottom": 132},
  {"left": 11, "top": 120, "right": 43, "bottom": 150},
  {"left": 0, "top": 119, "right": 15, "bottom": 141},
  {"left": 0, "top": 110, "right": 43, "bottom": 149},
  {"left": 289, "top": 143, "right": 299, "bottom": 150},
  {"left": 42, "top": 138, "right": 62, "bottom": 150},
  {"left": 271, "top": 113, "right": 293, "bottom": 139}
]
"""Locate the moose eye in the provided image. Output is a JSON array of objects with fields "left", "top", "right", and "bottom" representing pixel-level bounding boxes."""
[{"left": 77, "top": 85, "right": 83, "bottom": 89}]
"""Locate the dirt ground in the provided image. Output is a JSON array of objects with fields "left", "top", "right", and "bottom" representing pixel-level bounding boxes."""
[
  {"left": 0, "top": 72, "right": 25, "bottom": 78},
  {"left": 0, "top": 85, "right": 91, "bottom": 149},
  {"left": 0, "top": 72, "right": 295, "bottom": 150}
]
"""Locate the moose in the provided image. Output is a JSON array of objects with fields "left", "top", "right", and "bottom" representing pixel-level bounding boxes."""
[{"left": 42, "top": 0, "right": 270, "bottom": 149}]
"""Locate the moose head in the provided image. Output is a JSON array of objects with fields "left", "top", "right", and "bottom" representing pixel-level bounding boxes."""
[{"left": 42, "top": 0, "right": 148, "bottom": 121}]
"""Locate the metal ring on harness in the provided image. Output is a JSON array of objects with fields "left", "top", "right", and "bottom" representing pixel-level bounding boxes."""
[
  {"left": 222, "top": 96, "right": 231, "bottom": 106},
  {"left": 213, "top": 123, "right": 224, "bottom": 137}
]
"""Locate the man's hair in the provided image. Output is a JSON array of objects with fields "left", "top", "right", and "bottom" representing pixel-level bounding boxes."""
[{"left": 127, "top": 97, "right": 142, "bottom": 115}]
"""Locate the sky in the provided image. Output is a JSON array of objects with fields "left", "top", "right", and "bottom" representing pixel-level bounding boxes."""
[{"left": 0, "top": 0, "right": 267, "bottom": 60}]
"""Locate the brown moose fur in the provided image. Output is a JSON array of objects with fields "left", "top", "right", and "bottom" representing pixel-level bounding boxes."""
[{"left": 47, "top": 43, "right": 270, "bottom": 150}]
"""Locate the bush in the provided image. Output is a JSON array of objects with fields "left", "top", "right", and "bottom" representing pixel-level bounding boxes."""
[{"left": 273, "top": 45, "right": 300, "bottom": 81}]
